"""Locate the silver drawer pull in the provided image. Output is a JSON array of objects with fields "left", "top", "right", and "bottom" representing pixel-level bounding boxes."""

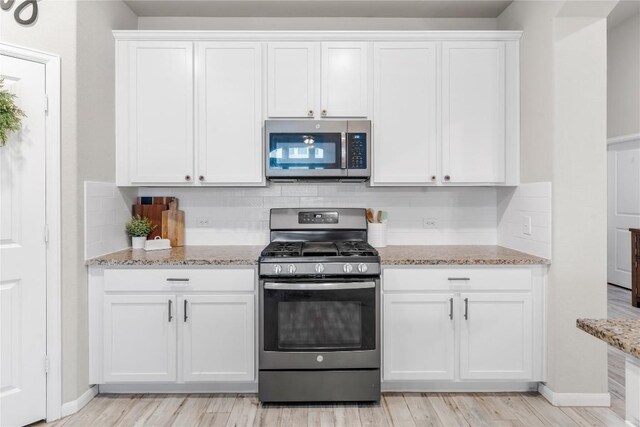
[
  {"left": 166, "top": 278, "right": 190, "bottom": 283},
  {"left": 447, "top": 277, "right": 470, "bottom": 281},
  {"left": 265, "top": 282, "right": 375, "bottom": 291}
]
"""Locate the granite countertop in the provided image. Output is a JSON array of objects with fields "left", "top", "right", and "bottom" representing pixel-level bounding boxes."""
[
  {"left": 86, "top": 245, "right": 549, "bottom": 267},
  {"left": 577, "top": 318, "right": 640, "bottom": 359},
  {"left": 86, "top": 245, "right": 264, "bottom": 266},
  {"left": 378, "top": 245, "right": 549, "bottom": 265}
]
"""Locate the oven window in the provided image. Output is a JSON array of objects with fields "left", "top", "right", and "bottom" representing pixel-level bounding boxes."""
[
  {"left": 263, "top": 286, "right": 376, "bottom": 352},
  {"left": 269, "top": 133, "right": 341, "bottom": 170},
  {"left": 277, "top": 301, "right": 362, "bottom": 349}
]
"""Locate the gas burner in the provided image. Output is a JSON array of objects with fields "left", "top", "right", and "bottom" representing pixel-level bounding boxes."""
[
  {"left": 336, "top": 241, "right": 378, "bottom": 257},
  {"left": 261, "top": 241, "right": 303, "bottom": 257}
]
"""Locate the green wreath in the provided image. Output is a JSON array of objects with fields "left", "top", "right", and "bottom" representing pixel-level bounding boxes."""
[{"left": 0, "top": 79, "right": 26, "bottom": 147}]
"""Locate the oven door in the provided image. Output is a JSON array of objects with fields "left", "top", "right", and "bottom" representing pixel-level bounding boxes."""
[{"left": 260, "top": 279, "right": 380, "bottom": 370}]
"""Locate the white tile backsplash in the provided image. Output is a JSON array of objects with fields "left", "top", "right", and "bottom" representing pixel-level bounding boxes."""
[
  {"left": 139, "top": 184, "right": 500, "bottom": 246},
  {"left": 497, "top": 182, "right": 552, "bottom": 259},
  {"left": 84, "top": 182, "right": 137, "bottom": 259}
]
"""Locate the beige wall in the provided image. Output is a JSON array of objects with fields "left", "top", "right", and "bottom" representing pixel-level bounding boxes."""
[
  {"left": 137, "top": 16, "right": 497, "bottom": 30},
  {"left": 1, "top": 0, "right": 136, "bottom": 404},
  {"left": 608, "top": 12, "right": 640, "bottom": 138},
  {"left": 498, "top": 1, "right": 610, "bottom": 395}
]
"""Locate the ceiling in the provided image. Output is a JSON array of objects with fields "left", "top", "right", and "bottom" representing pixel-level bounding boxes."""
[
  {"left": 608, "top": 0, "right": 640, "bottom": 28},
  {"left": 124, "top": 0, "right": 514, "bottom": 18}
]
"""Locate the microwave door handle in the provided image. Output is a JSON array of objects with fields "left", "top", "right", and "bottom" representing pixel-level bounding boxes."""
[{"left": 341, "top": 132, "right": 347, "bottom": 169}]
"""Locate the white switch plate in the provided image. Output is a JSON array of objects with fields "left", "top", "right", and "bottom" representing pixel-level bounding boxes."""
[
  {"left": 523, "top": 215, "right": 532, "bottom": 235},
  {"left": 423, "top": 218, "right": 438, "bottom": 229},
  {"left": 197, "top": 217, "right": 212, "bottom": 227}
]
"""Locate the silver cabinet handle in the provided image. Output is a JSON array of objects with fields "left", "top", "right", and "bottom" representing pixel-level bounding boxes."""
[
  {"left": 448, "top": 277, "right": 470, "bottom": 281},
  {"left": 321, "top": 109, "right": 327, "bottom": 116},
  {"left": 199, "top": 175, "right": 205, "bottom": 182},
  {"left": 449, "top": 297, "right": 454, "bottom": 320},
  {"left": 168, "top": 300, "right": 173, "bottom": 322},
  {"left": 308, "top": 109, "right": 314, "bottom": 117},
  {"left": 341, "top": 132, "right": 347, "bottom": 169},
  {"left": 464, "top": 298, "right": 469, "bottom": 320},
  {"left": 264, "top": 282, "right": 375, "bottom": 291},
  {"left": 431, "top": 175, "right": 437, "bottom": 181},
  {"left": 166, "top": 278, "right": 190, "bottom": 283},
  {"left": 184, "top": 299, "right": 188, "bottom": 322},
  {"left": 444, "top": 175, "right": 451, "bottom": 181},
  {"left": 185, "top": 175, "right": 191, "bottom": 181}
]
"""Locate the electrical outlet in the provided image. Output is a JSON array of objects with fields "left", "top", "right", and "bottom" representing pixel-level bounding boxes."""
[
  {"left": 523, "top": 215, "right": 532, "bottom": 236},
  {"left": 423, "top": 218, "right": 438, "bottom": 229},
  {"left": 197, "top": 217, "right": 212, "bottom": 227}
]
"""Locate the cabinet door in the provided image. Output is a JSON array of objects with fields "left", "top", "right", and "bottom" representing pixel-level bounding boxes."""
[
  {"left": 197, "top": 42, "right": 263, "bottom": 184},
  {"left": 321, "top": 42, "right": 368, "bottom": 117},
  {"left": 104, "top": 294, "right": 177, "bottom": 382},
  {"left": 267, "top": 42, "right": 316, "bottom": 118},
  {"left": 383, "top": 293, "right": 455, "bottom": 380},
  {"left": 127, "top": 42, "right": 194, "bottom": 184},
  {"left": 182, "top": 294, "right": 254, "bottom": 382},
  {"left": 372, "top": 42, "right": 437, "bottom": 185},
  {"left": 460, "top": 293, "right": 532, "bottom": 380},
  {"left": 442, "top": 42, "right": 506, "bottom": 184}
]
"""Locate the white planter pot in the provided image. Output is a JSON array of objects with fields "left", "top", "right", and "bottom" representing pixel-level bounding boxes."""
[{"left": 131, "top": 236, "right": 146, "bottom": 249}]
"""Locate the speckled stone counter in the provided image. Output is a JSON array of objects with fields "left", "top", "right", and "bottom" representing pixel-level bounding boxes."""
[
  {"left": 86, "top": 245, "right": 263, "bottom": 266},
  {"left": 378, "top": 245, "right": 549, "bottom": 265},
  {"left": 577, "top": 318, "right": 640, "bottom": 359}
]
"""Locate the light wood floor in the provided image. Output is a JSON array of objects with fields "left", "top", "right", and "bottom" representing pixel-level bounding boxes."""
[
  {"left": 33, "top": 284, "right": 639, "bottom": 427},
  {"left": 607, "top": 283, "right": 640, "bottom": 419}
]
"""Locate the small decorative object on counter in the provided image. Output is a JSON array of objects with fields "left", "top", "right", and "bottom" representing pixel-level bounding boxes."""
[
  {"left": 367, "top": 208, "right": 388, "bottom": 248},
  {"left": 144, "top": 236, "right": 172, "bottom": 251},
  {"left": 125, "top": 215, "right": 156, "bottom": 249}
]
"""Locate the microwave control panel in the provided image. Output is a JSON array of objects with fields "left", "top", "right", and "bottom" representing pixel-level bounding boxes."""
[{"left": 348, "top": 133, "right": 367, "bottom": 169}]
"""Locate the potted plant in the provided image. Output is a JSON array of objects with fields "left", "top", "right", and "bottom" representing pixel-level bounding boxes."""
[
  {"left": 0, "top": 79, "right": 26, "bottom": 147},
  {"left": 125, "top": 215, "right": 156, "bottom": 249}
]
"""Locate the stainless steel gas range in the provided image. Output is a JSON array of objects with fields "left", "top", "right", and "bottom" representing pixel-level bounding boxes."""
[{"left": 258, "top": 208, "right": 381, "bottom": 403}]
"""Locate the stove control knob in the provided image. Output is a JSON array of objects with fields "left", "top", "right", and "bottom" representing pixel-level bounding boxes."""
[
  {"left": 343, "top": 263, "right": 353, "bottom": 274},
  {"left": 358, "top": 263, "right": 368, "bottom": 273},
  {"left": 315, "top": 263, "right": 325, "bottom": 274},
  {"left": 272, "top": 264, "right": 282, "bottom": 274},
  {"left": 288, "top": 264, "right": 297, "bottom": 274}
]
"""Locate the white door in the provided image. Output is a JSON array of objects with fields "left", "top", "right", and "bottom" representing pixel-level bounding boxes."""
[
  {"left": 0, "top": 54, "right": 48, "bottom": 427},
  {"left": 321, "top": 42, "right": 368, "bottom": 118},
  {"left": 459, "top": 293, "right": 532, "bottom": 380},
  {"left": 103, "top": 294, "right": 177, "bottom": 382},
  {"left": 181, "top": 294, "right": 254, "bottom": 382},
  {"left": 127, "top": 41, "right": 194, "bottom": 184},
  {"left": 607, "top": 140, "right": 640, "bottom": 289},
  {"left": 442, "top": 42, "right": 506, "bottom": 184},
  {"left": 372, "top": 42, "right": 437, "bottom": 185},
  {"left": 267, "top": 42, "right": 316, "bottom": 118},
  {"left": 197, "top": 42, "right": 263, "bottom": 185},
  {"left": 383, "top": 294, "right": 455, "bottom": 380}
]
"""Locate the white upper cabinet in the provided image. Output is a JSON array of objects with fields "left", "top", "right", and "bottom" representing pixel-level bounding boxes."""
[
  {"left": 267, "top": 42, "right": 316, "bottom": 118},
  {"left": 266, "top": 41, "right": 368, "bottom": 119},
  {"left": 123, "top": 42, "right": 194, "bottom": 184},
  {"left": 372, "top": 42, "right": 437, "bottom": 185},
  {"left": 442, "top": 42, "right": 507, "bottom": 184},
  {"left": 197, "top": 42, "right": 263, "bottom": 184},
  {"left": 321, "top": 42, "right": 369, "bottom": 118}
]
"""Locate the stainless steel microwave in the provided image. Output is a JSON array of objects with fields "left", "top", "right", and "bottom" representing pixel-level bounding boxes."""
[{"left": 265, "top": 120, "right": 371, "bottom": 182}]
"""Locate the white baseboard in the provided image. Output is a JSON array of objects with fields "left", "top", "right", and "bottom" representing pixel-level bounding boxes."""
[
  {"left": 60, "top": 386, "right": 98, "bottom": 418},
  {"left": 382, "top": 381, "right": 538, "bottom": 393},
  {"left": 538, "top": 383, "right": 611, "bottom": 407},
  {"left": 98, "top": 382, "right": 258, "bottom": 394}
]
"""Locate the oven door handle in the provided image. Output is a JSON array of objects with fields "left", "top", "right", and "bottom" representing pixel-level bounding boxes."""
[{"left": 264, "top": 282, "right": 375, "bottom": 290}]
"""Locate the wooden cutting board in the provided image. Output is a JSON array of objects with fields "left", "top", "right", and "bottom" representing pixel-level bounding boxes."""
[
  {"left": 162, "top": 199, "right": 185, "bottom": 247},
  {"left": 132, "top": 204, "right": 166, "bottom": 240}
]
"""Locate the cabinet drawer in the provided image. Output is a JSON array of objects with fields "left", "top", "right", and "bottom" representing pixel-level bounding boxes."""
[
  {"left": 104, "top": 268, "right": 255, "bottom": 292},
  {"left": 383, "top": 267, "right": 532, "bottom": 292}
]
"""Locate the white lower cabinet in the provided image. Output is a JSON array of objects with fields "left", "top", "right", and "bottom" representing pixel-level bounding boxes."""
[
  {"left": 104, "top": 294, "right": 178, "bottom": 383},
  {"left": 90, "top": 268, "right": 256, "bottom": 385},
  {"left": 459, "top": 293, "right": 533, "bottom": 380},
  {"left": 384, "top": 293, "right": 455, "bottom": 380},
  {"left": 382, "top": 267, "right": 545, "bottom": 384},
  {"left": 182, "top": 294, "right": 254, "bottom": 382}
]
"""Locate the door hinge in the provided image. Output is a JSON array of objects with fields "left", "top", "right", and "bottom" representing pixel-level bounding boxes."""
[
  {"left": 44, "top": 94, "right": 49, "bottom": 113},
  {"left": 44, "top": 356, "right": 50, "bottom": 374},
  {"left": 44, "top": 224, "right": 49, "bottom": 244}
]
